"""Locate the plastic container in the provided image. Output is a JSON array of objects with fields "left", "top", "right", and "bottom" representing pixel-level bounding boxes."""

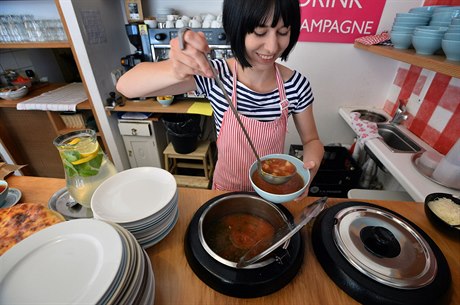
[
  {"left": 418, "top": 150, "right": 443, "bottom": 176},
  {"left": 162, "top": 114, "right": 201, "bottom": 154}
]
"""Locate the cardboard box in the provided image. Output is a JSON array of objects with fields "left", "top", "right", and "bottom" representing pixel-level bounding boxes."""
[{"left": 125, "top": 0, "right": 144, "bottom": 22}]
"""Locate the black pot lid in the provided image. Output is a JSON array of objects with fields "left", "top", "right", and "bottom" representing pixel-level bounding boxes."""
[
  {"left": 312, "top": 201, "right": 452, "bottom": 305},
  {"left": 333, "top": 205, "right": 436, "bottom": 289}
]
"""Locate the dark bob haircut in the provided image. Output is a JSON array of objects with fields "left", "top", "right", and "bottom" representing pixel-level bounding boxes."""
[{"left": 222, "top": 0, "right": 301, "bottom": 68}]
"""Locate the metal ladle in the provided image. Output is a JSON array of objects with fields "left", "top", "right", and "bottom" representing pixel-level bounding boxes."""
[{"left": 178, "top": 28, "right": 296, "bottom": 185}]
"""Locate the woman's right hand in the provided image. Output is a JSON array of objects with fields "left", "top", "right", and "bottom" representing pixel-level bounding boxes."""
[{"left": 169, "top": 30, "right": 214, "bottom": 80}]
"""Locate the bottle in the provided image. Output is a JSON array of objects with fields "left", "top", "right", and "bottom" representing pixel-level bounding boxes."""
[{"left": 432, "top": 139, "right": 460, "bottom": 189}]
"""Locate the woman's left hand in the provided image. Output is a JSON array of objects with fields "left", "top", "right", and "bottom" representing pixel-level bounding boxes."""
[{"left": 294, "top": 160, "right": 317, "bottom": 202}]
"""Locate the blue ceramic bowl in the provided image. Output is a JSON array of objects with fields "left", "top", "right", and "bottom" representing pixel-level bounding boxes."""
[
  {"left": 390, "top": 32, "right": 413, "bottom": 49},
  {"left": 156, "top": 95, "right": 174, "bottom": 107},
  {"left": 412, "top": 35, "right": 442, "bottom": 55},
  {"left": 444, "top": 32, "right": 460, "bottom": 40},
  {"left": 442, "top": 39, "right": 460, "bottom": 61},
  {"left": 392, "top": 25, "right": 415, "bottom": 33},
  {"left": 249, "top": 154, "right": 310, "bottom": 204}
]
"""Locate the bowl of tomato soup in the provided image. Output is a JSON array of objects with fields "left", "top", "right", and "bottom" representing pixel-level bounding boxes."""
[{"left": 250, "top": 154, "right": 310, "bottom": 203}]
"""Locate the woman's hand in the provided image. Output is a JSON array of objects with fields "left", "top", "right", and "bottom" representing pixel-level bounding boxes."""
[
  {"left": 294, "top": 160, "right": 317, "bottom": 202},
  {"left": 169, "top": 30, "right": 214, "bottom": 80}
]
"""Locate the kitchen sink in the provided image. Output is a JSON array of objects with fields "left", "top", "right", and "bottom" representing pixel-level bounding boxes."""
[
  {"left": 377, "top": 124, "right": 422, "bottom": 153},
  {"left": 352, "top": 109, "right": 388, "bottom": 123}
]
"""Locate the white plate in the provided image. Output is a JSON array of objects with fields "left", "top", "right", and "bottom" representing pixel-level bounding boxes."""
[
  {"left": 0, "top": 219, "right": 123, "bottom": 305},
  {"left": 91, "top": 167, "right": 177, "bottom": 223},
  {"left": 0, "top": 188, "right": 22, "bottom": 208}
]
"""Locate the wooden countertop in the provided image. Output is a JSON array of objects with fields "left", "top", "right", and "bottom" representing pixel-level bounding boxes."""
[{"left": 5, "top": 175, "right": 460, "bottom": 305}]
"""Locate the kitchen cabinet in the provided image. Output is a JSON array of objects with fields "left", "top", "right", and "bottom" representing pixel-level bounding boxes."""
[
  {"left": 354, "top": 42, "right": 460, "bottom": 78},
  {"left": 118, "top": 118, "right": 167, "bottom": 168},
  {"left": 0, "top": 0, "right": 108, "bottom": 178}
]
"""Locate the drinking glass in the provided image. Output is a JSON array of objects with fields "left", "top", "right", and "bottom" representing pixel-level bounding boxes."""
[{"left": 54, "top": 129, "right": 117, "bottom": 208}]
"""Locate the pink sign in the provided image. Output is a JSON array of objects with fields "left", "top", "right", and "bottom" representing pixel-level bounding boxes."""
[{"left": 299, "top": 0, "right": 386, "bottom": 43}]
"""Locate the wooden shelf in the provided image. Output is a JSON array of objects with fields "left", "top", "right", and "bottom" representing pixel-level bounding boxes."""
[
  {"left": 0, "top": 83, "right": 91, "bottom": 109},
  {"left": 0, "top": 41, "right": 71, "bottom": 49},
  {"left": 354, "top": 42, "right": 460, "bottom": 78}
]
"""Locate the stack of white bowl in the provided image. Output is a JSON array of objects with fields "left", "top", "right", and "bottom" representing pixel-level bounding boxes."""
[
  {"left": 0, "top": 219, "right": 155, "bottom": 305},
  {"left": 390, "top": 12, "right": 431, "bottom": 49},
  {"left": 91, "top": 167, "right": 179, "bottom": 249},
  {"left": 442, "top": 17, "right": 460, "bottom": 61}
]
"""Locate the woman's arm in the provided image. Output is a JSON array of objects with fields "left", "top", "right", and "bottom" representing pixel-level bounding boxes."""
[
  {"left": 293, "top": 105, "right": 324, "bottom": 181},
  {"left": 116, "top": 30, "right": 213, "bottom": 98}
]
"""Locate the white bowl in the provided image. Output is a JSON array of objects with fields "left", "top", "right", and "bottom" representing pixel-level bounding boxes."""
[
  {"left": 249, "top": 154, "right": 310, "bottom": 204},
  {"left": 0, "top": 85, "right": 28, "bottom": 100}
]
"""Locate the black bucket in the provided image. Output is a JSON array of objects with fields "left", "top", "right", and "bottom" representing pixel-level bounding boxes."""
[{"left": 162, "top": 114, "right": 201, "bottom": 154}]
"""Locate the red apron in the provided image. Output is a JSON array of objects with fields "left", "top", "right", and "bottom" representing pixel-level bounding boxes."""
[{"left": 213, "top": 62, "right": 289, "bottom": 191}]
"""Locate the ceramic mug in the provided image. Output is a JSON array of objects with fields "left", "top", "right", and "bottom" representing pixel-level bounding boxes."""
[
  {"left": 189, "top": 19, "right": 202, "bottom": 28},
  {"left": 204, "top": 14, "right": 216, "bottom": 22},
  {"left": 181, "top": 16, "right": 191, "bottom": 24},
  {"left": 165, "top": 20, "right": 175, "bottom": 28},
  {"left": 167, "top": 14, "right": 179, "bottom": 21},
  {"left": 211, "top": 20, "right": 222, "bottom": 28},
  {"left": 144, "top": 19, "right": 157, "bottom": 28},
  {"left": 0, "top": 180, "right": 8, "bottom": 204},
  {"left": 202, "top": 20, "right": 211, "bottom": 28},
  {"left": 175, "top": 19, "right": 186, "bottom": 28}
]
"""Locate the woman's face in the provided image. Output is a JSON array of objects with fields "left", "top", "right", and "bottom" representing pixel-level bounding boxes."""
[{"left": 244, "top": 17, "right": 291, "bottom": 68}]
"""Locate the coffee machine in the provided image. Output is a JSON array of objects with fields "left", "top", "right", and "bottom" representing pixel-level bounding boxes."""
[
  {"left": 148, "top": 28, "right": 232, "bottom": 62},
  {"left": 121, "top": 23, "right": 153, "bottom": 70}
]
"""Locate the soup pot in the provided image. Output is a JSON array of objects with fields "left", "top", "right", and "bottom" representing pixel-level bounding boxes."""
[{"left": 184, "top": 192, "right": 304, "bottom": 298}]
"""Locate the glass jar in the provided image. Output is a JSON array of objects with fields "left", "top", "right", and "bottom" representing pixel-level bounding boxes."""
[{"left": 54, "top": 129, "right": 117, "bottom": 208}]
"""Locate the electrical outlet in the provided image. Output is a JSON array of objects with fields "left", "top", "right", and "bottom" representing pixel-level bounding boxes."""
[{"left": 110, "top": 68, "right": 124, "bottom": 86}]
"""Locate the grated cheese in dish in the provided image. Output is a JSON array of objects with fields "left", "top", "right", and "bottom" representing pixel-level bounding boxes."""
[{"left": 428, "top": 197, "right": 460, "bottom": 227}]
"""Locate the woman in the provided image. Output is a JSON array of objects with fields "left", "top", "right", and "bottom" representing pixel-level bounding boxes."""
[{"left": 117, "top": 0, "right": 324, "bottom": 193}]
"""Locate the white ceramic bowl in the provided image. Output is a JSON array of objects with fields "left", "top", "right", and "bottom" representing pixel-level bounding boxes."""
[
  {"left": 0, "top": 85, "right": 28, "bottom": 100},
  {"left": 156, "top": 95, "right": 174, "bottom": 107},
  {"left": 249, "top": 154, "right": 310, "bottom": 204}
]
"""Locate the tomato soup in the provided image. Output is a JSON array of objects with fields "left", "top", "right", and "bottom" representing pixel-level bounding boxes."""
[
  {"left": 204, "top": 213, "right": 275, "bottom": 262},
  {"left": 252, "top": 171, "right": 304, "bottom": 195},
  {"left": 261, "top": 158, "right": 296, "bottom": 177}
]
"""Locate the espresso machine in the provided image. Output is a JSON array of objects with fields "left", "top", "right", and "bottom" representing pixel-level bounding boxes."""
[
  {"left": 121, "top": 23, "right": 153, "bottom": 71},
  {"left": 148, "top": 28, "right": 232, "bottom": 62}
]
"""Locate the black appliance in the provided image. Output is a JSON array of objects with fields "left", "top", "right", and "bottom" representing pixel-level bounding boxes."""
[
  {"left": 148, "top": 28, "right": 231, "bottom": 62},
  {"left": 289, "top": 145, "right": 361, "bottom": 198},
  {"left": 121, "top": 23, "right": 153, "bottom": 70}
]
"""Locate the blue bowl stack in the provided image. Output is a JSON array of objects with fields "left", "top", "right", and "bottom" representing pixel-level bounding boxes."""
[
  {"left": 442, "top": 16, "right": 460, "bottom": 61},
  {"left": 390, "top": 5, "right": 460, "bottom": 59}
]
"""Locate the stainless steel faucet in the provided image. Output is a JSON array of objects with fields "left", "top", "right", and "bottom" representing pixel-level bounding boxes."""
[{"left": 389, "top": 101, "right": 408, "bottom": 125}]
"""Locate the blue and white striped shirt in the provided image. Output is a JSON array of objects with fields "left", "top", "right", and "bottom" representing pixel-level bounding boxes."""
[{"left": 194, "top": 59, "right": 314, "bottom": 136}]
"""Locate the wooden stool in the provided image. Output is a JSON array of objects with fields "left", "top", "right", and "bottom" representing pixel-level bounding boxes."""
[{"left": 163, "top": 140, "right": 214, "bottom": 189}]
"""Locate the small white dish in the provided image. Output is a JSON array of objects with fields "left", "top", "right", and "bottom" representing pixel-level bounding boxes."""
[{"left": 0, "top": 188, "right": 22, "bottom": 208}]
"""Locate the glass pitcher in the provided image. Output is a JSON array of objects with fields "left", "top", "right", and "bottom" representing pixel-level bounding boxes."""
[{"left": 54, "top": 129, "right": 117, "bottom": 208}]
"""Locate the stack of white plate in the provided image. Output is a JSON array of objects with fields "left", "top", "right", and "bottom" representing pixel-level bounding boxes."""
[
  {"left": 0, "top": 219, "right": 155, "bottom": 305},
  {"left": 91, "top": 167, "right": 179, "bottom": 249}
]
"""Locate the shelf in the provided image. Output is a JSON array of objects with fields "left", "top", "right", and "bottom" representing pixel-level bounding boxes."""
[
  {"left": 0, "top": 83, "right": 91, "bottom": 110},
  {"left": 354, "top": 42, "right": 460, "bottom": 79},
  {"left": 0, "top": 41, "right": 71, "bottom": 49}
]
